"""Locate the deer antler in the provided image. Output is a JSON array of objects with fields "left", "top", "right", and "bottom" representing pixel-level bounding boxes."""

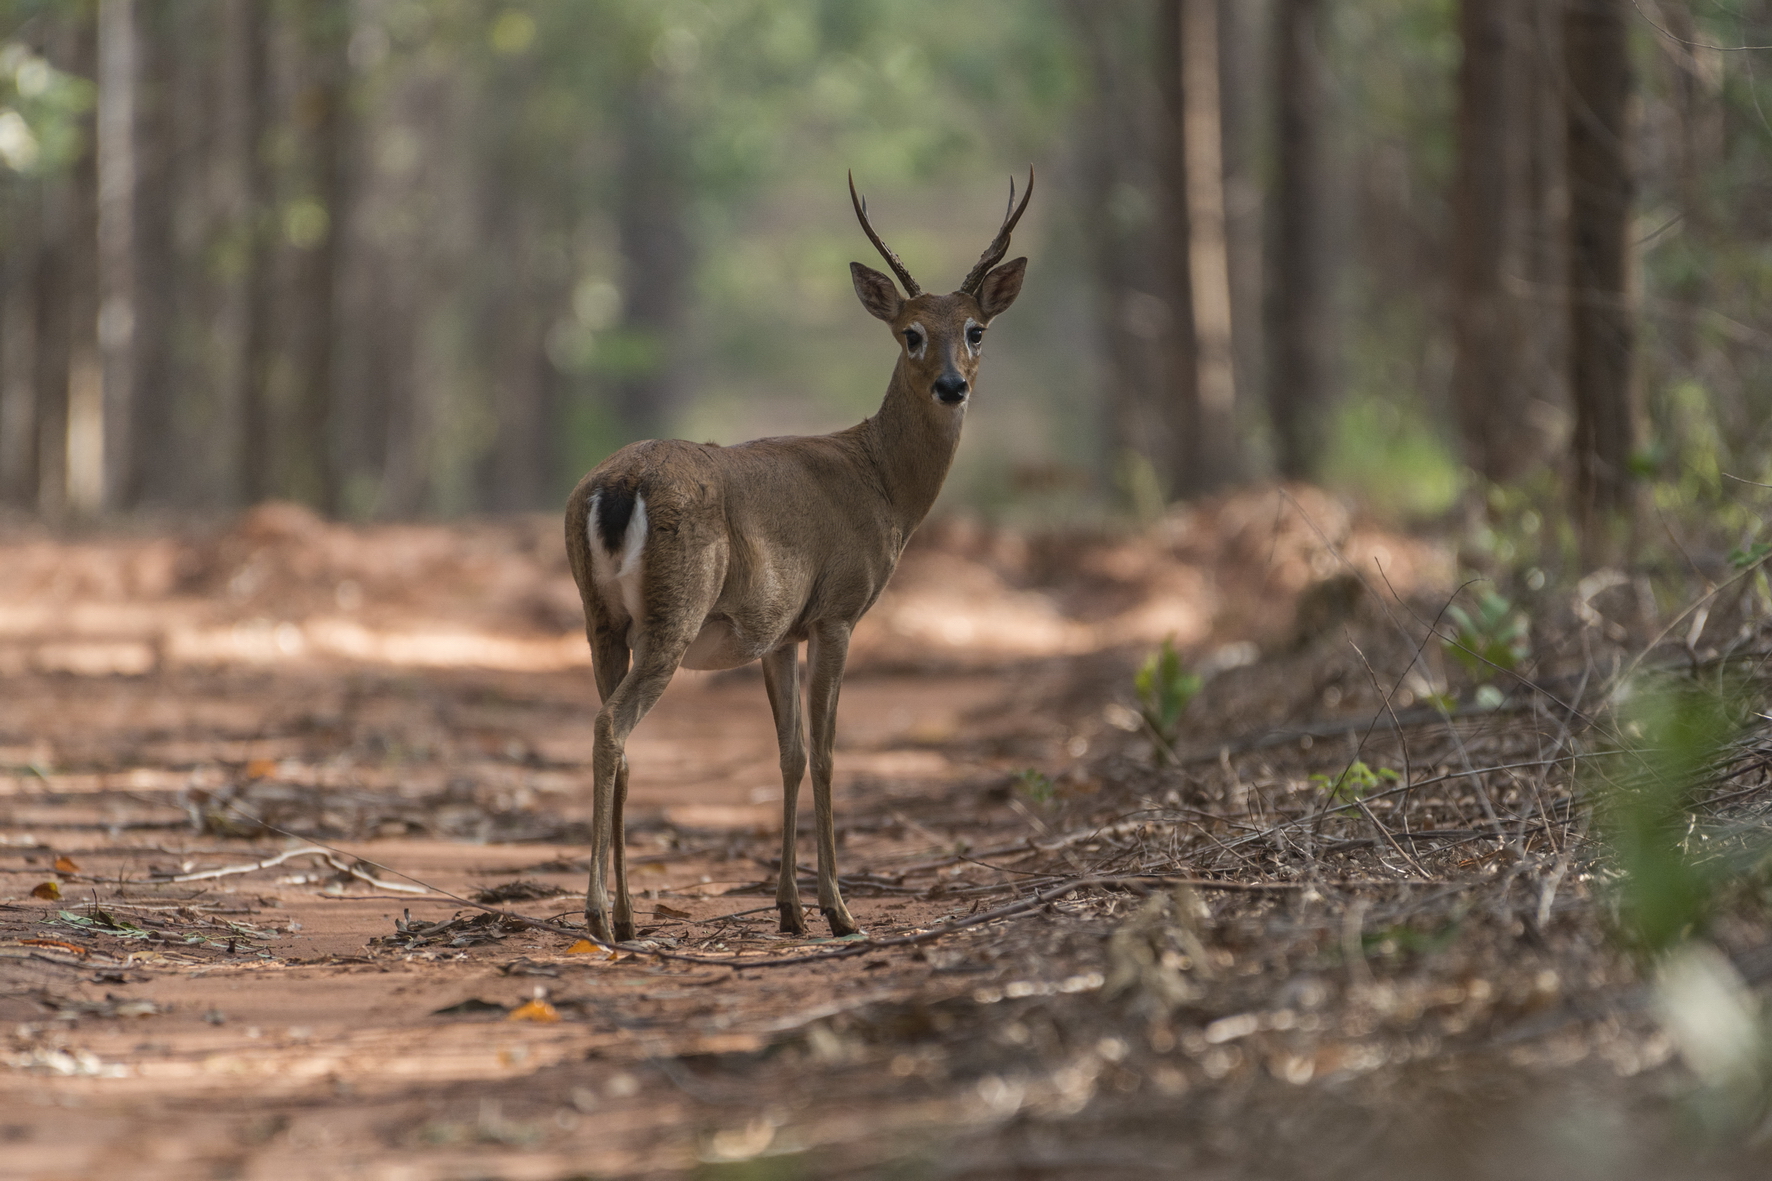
[
  {"left": 959, "top": 168, "right": 1035, "bottom": 297},
  {"left": 848, "top": 172, "right": 921, "bottom": 298}
]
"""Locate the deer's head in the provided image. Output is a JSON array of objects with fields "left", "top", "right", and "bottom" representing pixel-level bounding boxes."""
[{"left": 848, "top": 172, "right": 1031, "bottom": 408}]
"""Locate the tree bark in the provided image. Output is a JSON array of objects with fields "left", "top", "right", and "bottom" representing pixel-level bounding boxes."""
[
  {"left": 1450, "top": 0, "right": 1567, "bottom": 484},
  {"left": 1563, "top": 0, "right": 1637, "bottom": 530},
  {"left": 611, "top": 68, "right": 691, "bottom": 442},
  {"left": 1220, "top": 0, "right": 1270, "bottom": 476},
  {"left": 1266, "top": 0, "right": 1336, "bottom": 482},
  {"left": 286, "top": 0, "right": 350, "bottom": 512},
  {"left": 94, "top": 0, "right": 138, "bottom": 513},
  {"left": 0, "top": 193, "right": 39, "bottom": 505},
  {"left": 1178, "top": 0, "right": 1241, "bottom": 493},
  {"left": 1156, "top": 0, "right": 1200, "bottom": 497}
]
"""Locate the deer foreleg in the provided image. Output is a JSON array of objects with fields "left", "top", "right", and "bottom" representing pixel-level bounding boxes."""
[
  {"left": 762, "top": 643, "right": 808, "bottom": 934},
  {"left": 806, "top": 623, "right": 859, "bottom": 936}
]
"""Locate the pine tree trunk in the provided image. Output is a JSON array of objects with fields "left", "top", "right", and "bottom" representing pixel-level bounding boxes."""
[
  {"left": 1450, "top": 0, "right": 1568, "bottom": 484},
  {"left": 1267, "top": 0, "right": 1335, "bottom": 481},
  {"left": 1178, "top": 0, "right": 1242, "bottom": 493},
  {"left": 1563, "top": 0, "right": 1637, "bottom": 533}
]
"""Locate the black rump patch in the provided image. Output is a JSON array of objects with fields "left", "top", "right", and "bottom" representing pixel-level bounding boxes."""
[{"left": 593, "top": 476, "right": 639, "bottom": 553}]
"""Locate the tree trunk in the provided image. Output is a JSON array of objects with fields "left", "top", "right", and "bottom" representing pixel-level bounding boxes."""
[
  {"left": 1156, "top": 0, "right": 1200, "bottom": 497},
  {"left": 1450, "top": 0, "right": 1567, "bottom": 484},
  {"left": 0, "top": 195, "right": 39, "bottom": 505},
  {"left": 228, "top": 0, "right": 275, "bottom": 507},
  {"left": 94, "top": 0, "right": 138, "bottom": 513},
  {"left": 611, "top": 68, "right": 691, "bottom": 443},
  {"left": 1266, "top": 0, "right": 1336, "bottom": 481},
  {"left": 124, "top": 1, "right": 179, "bottom": 507},
  {"left": 1563, "top": 0, "right": 1637, "bottom": 533},
  {"left": 1220, "top": 0, "right": 1270, "bottom": 476},
  {"left": 286, "top": 0, "right": 350, "bottom": 512},
  {"left": 1179, "top": 0, "right": 1241, "bottom": 493}
]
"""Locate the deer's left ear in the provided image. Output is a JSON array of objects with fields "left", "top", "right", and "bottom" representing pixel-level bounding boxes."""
[{"left": 976, "top": 257, "right": 1026, "bottom": 320}]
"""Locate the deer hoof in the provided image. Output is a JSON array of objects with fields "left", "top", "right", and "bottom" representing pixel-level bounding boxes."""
[
  {"left": 585, "top": 907, "right": 614, "bottom": 945},
  {"left": 613, "top": 917, "right": 635, "bottom": 943},
  {"left": 822, "top": 906, "right": 861, "bottom": 938},
  {"left": 778, "top": 905, "right": 808, "bottom": 935}
]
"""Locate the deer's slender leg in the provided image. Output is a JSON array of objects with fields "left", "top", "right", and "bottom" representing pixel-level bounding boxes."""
[
  {"left": 806, "top": 622, "right": 859, "bottom": 936},
  {"left": 761, "top": 642, "right": 807, "bottom": 934},
  {"left": 587, "top": 630, "right": 685, "bottom": 944}
]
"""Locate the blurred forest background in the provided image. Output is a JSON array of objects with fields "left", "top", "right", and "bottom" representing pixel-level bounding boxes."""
[{"left": 0, "top": 0, "right": 1767, "bottom": 558}]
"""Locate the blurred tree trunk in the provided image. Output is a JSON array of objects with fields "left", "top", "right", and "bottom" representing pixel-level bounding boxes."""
[
  {"left": 124, "top": 1, "right": 178, "bottom": 507},
  {"left": 229, "top": 0, "right": 275, "bottom": 507},
  {"left": 1450, "top": 0, "right": 1566, "bottom": 485},
  {"left": 1266, "top": 0, "right": 1336, "bottom": 481},
  {"left": 611, "top": 68, "right": 690, "bottom": 442},
  {"left": 94, "top": 0, "right": 136, "bottom": 513},
  {"left": 285, "top": 1, "right": 350, "bottom": 512},
  {"left": 1178, "top": 0, "right": 1242, "bottom": 493},
  {"left": 37, "top": 12, "right": 100, "bottom": 520},
  {"left": 1066, "top": 0, "right": 1186, "bottom": 509},
  {"left": 0, "top": 191, "right": 40, "bottom": 505},
  {"left": 1220, "top": 0, "right": 1270, "bottom": 474},
  {"left": 1563, "top": 0, "right": 1638, "bottom": 536},
  {"left": 1156, "top": 0, "right": 1200, "bottom": 497},
  {"left": 479, "top": 198, "right": 557, "bottom": 512}
]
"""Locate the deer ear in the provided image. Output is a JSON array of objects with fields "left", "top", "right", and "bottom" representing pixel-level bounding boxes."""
[
  {"left": 976, "top": 257, "right": 1026, "bottom": 320},
  {"left": 851, "top": 262, "right": 904, "bottom": 322}
]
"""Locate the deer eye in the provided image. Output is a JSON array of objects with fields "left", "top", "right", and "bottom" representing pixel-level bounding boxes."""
[
  {"left": 966, "top": 325, "right": 984, "bottom": 347},
  {"left": 904, "top": 328, "right": 923, "bottom": 352}
]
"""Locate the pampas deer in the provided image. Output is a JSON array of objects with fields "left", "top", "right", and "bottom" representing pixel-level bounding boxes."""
[{"left": 565, "top": 172, "right": 1032, "bottom": 943}]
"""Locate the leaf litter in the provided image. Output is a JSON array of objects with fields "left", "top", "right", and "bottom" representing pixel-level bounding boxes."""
[{"left": 1, "top": 494, "right": 1771, "bottom": 1177}]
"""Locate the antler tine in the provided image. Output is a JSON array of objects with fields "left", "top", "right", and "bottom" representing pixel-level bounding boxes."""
[
  {"left": 960, "top": 166, "right": 1035, "bottom": 297},
  {"left": 848, "top": 171, "right": 921, "bottom": 298}
]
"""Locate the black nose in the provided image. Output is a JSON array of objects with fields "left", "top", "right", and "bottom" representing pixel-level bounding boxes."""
[{"left": 933, "top": 374, "right": 968, "bottom": 404}]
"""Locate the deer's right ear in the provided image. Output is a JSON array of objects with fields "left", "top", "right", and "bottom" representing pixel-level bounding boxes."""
[{"left": 851, "top": 262, "right": 904, "bottom": 322}]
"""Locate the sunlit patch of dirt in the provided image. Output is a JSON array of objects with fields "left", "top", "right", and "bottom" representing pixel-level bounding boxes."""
[{"left": 1, "top": 489, "right": 1769, "bottom": 1179}]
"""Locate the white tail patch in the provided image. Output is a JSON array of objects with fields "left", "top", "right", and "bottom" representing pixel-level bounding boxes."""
[{"left": 587, "top": 490, "right": 648, "bottom": 625}]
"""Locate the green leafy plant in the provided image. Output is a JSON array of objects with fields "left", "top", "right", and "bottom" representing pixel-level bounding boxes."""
[
  {"left": 1727, "top": 541, "right": 1772, "bottom": 570},
  {"left": 1310, "top": 760, "right": 1398, "bottom": 805},
  {"left": 1012, "top": 768, "right": 1057, "bottom": 806},
  {"left": 1443, "top": 591, "right": 1530, "bottom": 681},
  {"left": 1134, "top": 638, "right": 1202, "bottom": 765}
]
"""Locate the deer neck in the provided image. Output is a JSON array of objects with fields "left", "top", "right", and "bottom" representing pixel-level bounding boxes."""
[{"left": 863, "top": 361, "right": 964, "bottom": 534}]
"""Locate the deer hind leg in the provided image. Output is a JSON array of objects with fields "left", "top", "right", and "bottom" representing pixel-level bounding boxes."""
[
  {"left": 806, "top": 622, "right": 860, "bottom": 936},
  {"left": 761, "top": 643, "right": 808, "bottom": 935},
  {"left": 588, "top": 634, "right": 686, "bottom": 944},
  {"left": 585, "top": 625, "right": 630, "bottom": 944}
]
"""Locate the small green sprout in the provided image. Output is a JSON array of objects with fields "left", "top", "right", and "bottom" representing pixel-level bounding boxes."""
[
  {"left": 1012, "top": 768, "right": 1057, "bottom": 806},
  {"left": 1135, "top": 638, "right": 1202, "bottom": 765},
  {"left": 1310, "top": 760, "right": 1399, "bottom": 805},
  {"left": 1443, "top": 591, "right": 1530, "bottom": 681},
  {"left": 1727, "top": 541, "right": 1772, "bottom": 570}
]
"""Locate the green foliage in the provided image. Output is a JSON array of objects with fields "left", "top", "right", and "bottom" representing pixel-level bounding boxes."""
[
  {"left": 1012, "top": 768, "right": 1056, "bottom": 806},
  {"left": 0, "top": 40, "right": 92, "bottom": 179},
  {"left": 1134, "top": 639, "right": 1201, "bottom": 764},
  {"left": 1443, "top": 591, "right": 1530, "bottom": 682},
  {"left": 1599, "top": 677, "right": 1748, "bottom": 955},
  {"left": 1322, "top": 393, "right": 1463, "bottom": 520},
  {"left": 1310, "top": 760, "right": 1399, "bottom": 805},
  {"left": 1363, "top": 918, "right": 1460, "bottom": 960},
  {"left": 1728, "top": 541, "right": 1772, "bottom": 571}
]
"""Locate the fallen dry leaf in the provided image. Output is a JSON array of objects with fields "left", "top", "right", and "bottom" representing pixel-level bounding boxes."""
[
  {"left": 506, "top": 998, "right": 560, "bottom": 1023},
  {"left": 31, "top": 880, "right": 61, "bottom": 900},
  {"left": 653, "top": 903, "right": 692, "bottom": 919},
  {"left": 19, "top": 938, "right": 88, "bottom": 956},
  {"left": 53, "top": 855, "right": 79, "bottom": 874},
  {"left": 245, "top": 758, "right": 278, "bottom": 779}
]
